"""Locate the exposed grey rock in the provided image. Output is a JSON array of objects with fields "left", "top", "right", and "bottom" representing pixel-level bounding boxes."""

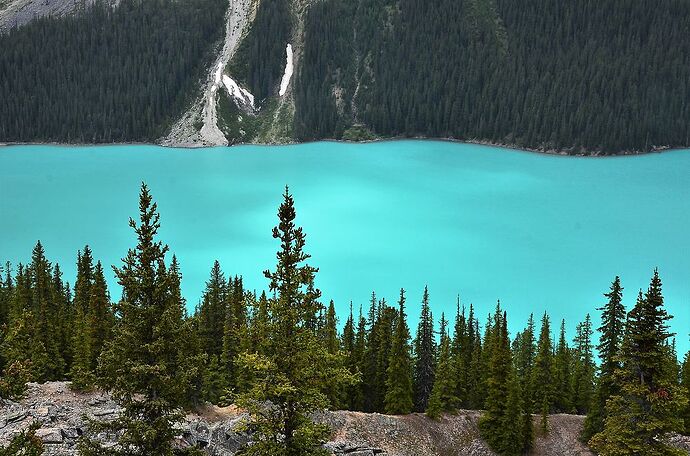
[
  {"left": 35, "top": 427, "right": 63, "bottom": 444},
  {"left": 2, "top": 382, "right": 689, "bottom": 456}
]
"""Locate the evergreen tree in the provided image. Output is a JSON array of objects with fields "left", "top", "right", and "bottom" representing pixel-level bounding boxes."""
[
  {"left": 87, "top": 261, "right": 112, "bottom": 370},
  {"left": 426, "top": 313, "right": 458, "bottom": 418},
  {"left": 384, "top": 288, "right": 414, "bottom": 415},
  {"left": 324, "top": 300, "right": 339, "bottom": 355},
  {"left": 28, "top": 241, "right": 65, "bottom": 380},
  {"left": 351, "top": 305, "right": 367, "bottom": 411},
  {"left": 571, "top": 314, "right": 595, "bottom": 414},
  {"left": 80, "top": 184, "right": 197, "bottom": 456},
  {"left": 466, "top": 305, "right": 484, "bottom": 409},
  {"left": 514, "top": 314, "right": 536, "bottom": 414},
  {"left": 590, "top": 270, "right": 688, "bottom": 455},
  {"left": 681, "top": 350, "right": 690, "bottom": 435},
  {"left": 532, "top": 312, "right": 554, "bottom": 433},
  {"left": 413, "top": 285, "right": 436, "bottom": 412},
  {"left": 450, "top": 297, "right": 468, "bottom": 406},
  {"left": 236, "top": 187, "right": 353, "bottom": 455},
  {"left": 553, "top": 319, "right": 572, "bottom": 412},
  {"left": 480, "top": 310, "right": 526, "bottom": 455},
  {"left": 584, "top": 276, "right": 625, "bottom": 439},
  {"left": 197, "top": 261, "right": 228, "bottom": 358},
  {"left": 69, "top": 303, "right": 94, "bottom": 390}
]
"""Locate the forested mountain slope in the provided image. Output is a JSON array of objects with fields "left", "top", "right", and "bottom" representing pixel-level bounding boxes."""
[{"left": 1, "top": 0, "right": 689, "bottom": 153}]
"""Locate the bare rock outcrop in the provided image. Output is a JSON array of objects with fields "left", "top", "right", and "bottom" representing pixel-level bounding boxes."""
[{"left": 2, "top": 382, "right": 689, "bottom": 455}]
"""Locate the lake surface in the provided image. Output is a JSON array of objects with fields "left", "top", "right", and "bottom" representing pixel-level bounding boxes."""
[{"left": 1, "top": 141, "right": 689, "bottom": 355}]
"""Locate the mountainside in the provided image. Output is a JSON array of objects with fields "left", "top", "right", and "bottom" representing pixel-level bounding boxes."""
[
  {"left": 6, "top": 381, "right": 681, "bottom": 456},
  {"left": 1, "top": 0, "right": 690, "bottom": 153}
]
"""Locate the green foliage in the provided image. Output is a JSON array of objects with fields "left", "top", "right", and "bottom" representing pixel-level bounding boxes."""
[
  {"left": 0, "top": 0, "right": 226, "bottom": 142},
  {"left": 589, "top": 270, "right": 688, "bottom": 455},
  {"left": 532, "top": 312, "right": 553, "bottom": 432},
  {"left": 0, "top": 360, "right": 31, "bottom": 400},
  {"left": 236, "top": 187, "right": 355, "bottom": 456},
  {"left": 426, "top": 314, "right": 458, "bottom": 419},
  {"left": 584, "top": 276, "right": 626, "bottom": 440},
  {"left": 384, "top": 289, "right": 414, "bottom": 415},
  {"left": 682, "top": 351, "right": 690, "bottom": 435},
  {"left": 479, "top": 308, "right": 530, "bottom": 455},
  {"left": 413, "top": 286, "right": 436, "bottom": 412},
  {"left": 570, "top": 315, "right": 595, "bottom": 415},
  {"left": 80, "top": 184, "right": 198, "bottom": 456},
  {"left": 296, "top": 0, "right": 690, "bottom": 153},
  {"left": 0, "top": 422, "right": 43, "bottom": 456}
]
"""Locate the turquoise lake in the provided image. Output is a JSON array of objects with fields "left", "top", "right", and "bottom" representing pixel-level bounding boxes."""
[{"left": 1, "top": 141, "right": 689, "bottom": 354}]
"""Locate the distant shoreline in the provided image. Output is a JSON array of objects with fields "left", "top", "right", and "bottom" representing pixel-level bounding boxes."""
[{"left": 0, "top": 136, "right": 682, "bottom": 157}]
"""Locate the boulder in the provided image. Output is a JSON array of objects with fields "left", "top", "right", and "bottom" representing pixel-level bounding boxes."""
[{"left": 35, "top": 427, "right": 64, "bottom": 444}]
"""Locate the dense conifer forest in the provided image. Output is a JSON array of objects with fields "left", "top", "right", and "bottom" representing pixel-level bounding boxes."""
[
  {"left": 295, "top": 0, "right": 690, "bottom": 153},
  {"left": 0, "top": 0, "right": 226, "bottom": 142},
  {"left": 1, "top": 184, "right": 689, "bottom": 455},
  {"left": 1, "top": 0, "right": 689, "bottom": 152}
]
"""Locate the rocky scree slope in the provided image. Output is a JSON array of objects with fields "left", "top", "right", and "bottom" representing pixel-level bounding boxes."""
[{"left": 5, "top": 381, "right": 685, "bottom": 455}]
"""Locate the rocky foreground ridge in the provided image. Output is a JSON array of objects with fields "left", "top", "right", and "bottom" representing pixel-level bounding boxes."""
[{"left": 2, "top": 382, "right": 689, "bottom": 455}]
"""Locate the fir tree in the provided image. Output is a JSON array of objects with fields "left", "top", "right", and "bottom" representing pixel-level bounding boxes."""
[
  {"left": 584, "top": 276, "right": 625, "bottom": 439},
  {"left": 69, "top": 303, "right": 94, "bottom": 390},
  {"left": 413, "top": 285, "right": 436, "bottom": 412},
  {"left": 532, "top": 312, "right": 554, "bottom": 433},
  {"left": 87, "top": 261, "right": 112, "bottom": 371},
  {"left": 479, "top": 309, "right": 524, "bottom": 455},
  {"left": 426, "top": 313, "right": 458, "bottom": 418},
  {"left": 324, "top": 300, "right": 339, "bottom": 355},
  {"left": 236, "top": 187, "right": 353, "bottom": 455},
  {"left": 384, "top": 288, "right": 414, "bottom": 415},
  {"left": 514, "top": 314, "right": 536, "bottom": 414},
  {"left": 197, "top": 261, "right": 228, "bottom": 358},
  {"left": 590, "top": 270, "right": 688, "bottom": 455},
  {"left": 681, "top": 350, "right": 690, "bottom": 435},
  {"left": 80, "top": 184, "right": 197, "bottom": 456},
  {"left": 571, "top": 314, "right": 595, "bottom": 414},
  {"left": 351, "top": 305, "right": 367, "bottom": 410},
  {"left": 553, "top": 319, "right": 572, "bottom": 413},
  {"left": 450, "top": 297, "right": 468, "bottom": 406}
]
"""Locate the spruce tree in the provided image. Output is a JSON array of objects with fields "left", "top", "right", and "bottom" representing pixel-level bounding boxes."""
[
  {"left": 324, "top": 300, "right": 339, "bottom": 355},
  {"left": 553, "top": 319, "right": 572, "bottom": 412},
  {"left": 681, "top": 350, "right": 690, "bottom": 435},
  {"left": 384, "top": 288, "right": 414, "bottom": 415},
  {"left": 590, "top": 270, "right": 688, "bottom": 455},
  {"left": 426, "top": 313, "right": 458, "bottom": 419},
  {"left": 450, "top": 298, "right": 468, "bottom": 406},
  {"left": 28, "top": 241, "right": 65, "bottom": 380},
  {"left": 571, "top": 315, "right": 595, "bottom": 414},
  {"left": 341, "top": 302, "right": 357, "bottom": 409},
  {"left": 87, "top": 261, "right": 112, "bottom": 371},
  {"left": 413, "top": 285, "right": 436, "bottom": 412},
  {"left": 236, "top": 187, "right": 353, "bottom": 455},
  {"left": 69, "top": 303, "right": 94, "bottom": 390},
  {"left": 80, "top": 183, "right": 197, "bottom": 456},
  {"left": 351, "top": 305, "right": 367, "bottom": 411},
  {"left": 515, "top": 314, "right": 536, "bottom": 414},
  {"left": 584, "top": 276, "right": 625, "bottom": 439},
  {"left": 467, "top": 306, "right": 484, "bottom": 409},
  {"left": 479, "top": 310, "right": 523, "bottom": 455},
  {"left": 197, "top": 261, "right": 228, "bottom": 358},
  {"left": 532, "top": 312, "right": 554, "bottom": 433}
]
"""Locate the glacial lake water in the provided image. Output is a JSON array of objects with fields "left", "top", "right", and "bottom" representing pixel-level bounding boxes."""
[{"left": 1, "top": 141, "right": 689, "bottom": 354}]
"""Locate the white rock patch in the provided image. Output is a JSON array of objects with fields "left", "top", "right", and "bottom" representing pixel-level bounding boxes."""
[{"left": 279, "top": 43, "right": 293, "bottom": 96}]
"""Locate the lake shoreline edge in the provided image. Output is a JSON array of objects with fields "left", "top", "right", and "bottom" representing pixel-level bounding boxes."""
[{"left": 0, "top": 135, "right": 682, "bottom": 157}]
